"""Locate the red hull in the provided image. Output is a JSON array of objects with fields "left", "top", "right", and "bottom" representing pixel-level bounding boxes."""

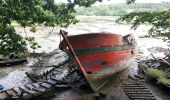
[
  {"left": 78, "top": 49, "right": 134, "bottom": 73},
  {"left": 59, "top": 32, "right": 136, "bottom": 75}
]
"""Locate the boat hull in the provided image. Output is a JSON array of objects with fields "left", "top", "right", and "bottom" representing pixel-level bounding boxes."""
[
  {"left": 75, "top": 47, "right": 136, "bottom": 90},
  {"left": 87, "top": 56, "right": 135, "bottom": 79},
  {"left": 59, "top": 32, "right": 137, "bottom": 90}
]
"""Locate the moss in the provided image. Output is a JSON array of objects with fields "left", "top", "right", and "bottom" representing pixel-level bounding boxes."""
[
  {"left": 146, "top": 68, "right": 167, "bottom": 78},
  {"left": 138, "top": 62, "right": 148, "bottom": 69},
  {"left": 146, "top": 68, "right": 170, "bottom": 86},
  {"left": 158, "top": 78, "right": 170, "bottom": 86}
]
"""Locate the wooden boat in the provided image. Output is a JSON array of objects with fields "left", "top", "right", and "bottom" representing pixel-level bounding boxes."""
[{"left": 59, "top": 31, "right": 137, "bottom": 92}]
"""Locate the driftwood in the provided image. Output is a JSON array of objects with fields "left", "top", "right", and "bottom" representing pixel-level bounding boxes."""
[{"left": 0, "top": 59, "right": 27, "bottom": 67}]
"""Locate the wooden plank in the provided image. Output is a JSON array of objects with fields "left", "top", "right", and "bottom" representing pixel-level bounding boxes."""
[
  {"left": 6, "top": 89, "right": 17, "bottom": 96},
  {"left": 40, "top": 83, "right": 52, "bottom": 89},
  {"left": 13, "top": 87, "right": 22, "bottom": 95},
  {"left": 0, "top": 92, "right": 8, "bottom": 99},
  {"left": 18, "top": 86, "right": 32, "bottom": 94},
  {"left": 47, "top": 79, "right": 56, "bottom": 85}
]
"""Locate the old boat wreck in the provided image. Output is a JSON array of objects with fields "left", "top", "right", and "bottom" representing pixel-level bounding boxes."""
[
  {"left": 0, "top": 30, "right": 137, "bottom": 99},
  {"left": 59, "top": 30, "right": 137, "bottom": 91}
]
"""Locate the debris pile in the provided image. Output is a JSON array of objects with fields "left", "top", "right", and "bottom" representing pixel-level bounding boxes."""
[
  {"left": 138, "top": 53, "right": 170, "bottom": 88},
  {"left": 122, "top": 80, "right": 156, "bottom": 100},
  {"left": 0, "top": 50, "right": 87, "bottom": 100}
]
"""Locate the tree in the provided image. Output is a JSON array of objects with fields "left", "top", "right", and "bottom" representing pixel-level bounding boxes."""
[
  {"left": 0, "top": 0, "right": 98, "bottom": 57},
  {"left": 117, "top": 0, "right": 170, "bottom": 41}
]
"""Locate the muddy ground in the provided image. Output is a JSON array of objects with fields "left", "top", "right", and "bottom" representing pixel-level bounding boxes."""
[{"left": 32, "top": 64, "right": 170, "bottom": 100}]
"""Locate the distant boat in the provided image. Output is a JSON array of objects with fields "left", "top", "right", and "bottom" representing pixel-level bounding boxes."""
[{"left": 59, "top": 31, "right": 137, "bottom": 91}]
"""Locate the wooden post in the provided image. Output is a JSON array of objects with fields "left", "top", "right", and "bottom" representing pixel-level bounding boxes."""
[{"left": 59, "top": 30, "right": 87, "bottom": 76}]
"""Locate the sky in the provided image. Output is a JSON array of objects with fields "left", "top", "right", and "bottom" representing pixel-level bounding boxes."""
[{"left": 55, "top": 0, "right": 170, "bottom": 3}]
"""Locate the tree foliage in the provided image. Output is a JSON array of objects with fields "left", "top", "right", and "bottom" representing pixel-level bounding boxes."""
[
  {"left": 0, "top": 0, "right": 98, "bottom": 57},
  {"left": 76, "top": 4, "right": 128, "bottom": 16},
  {"left": 117, "top": 10, "right": 170, "bottom": 38},
  {"left": 117, "top": 0, "right": 170, "bottom": 41},
  {"left": 76, "top": 3, "right": 170, "bottom": 16},
  {"left": 0, "top": 24, "right": 27, "bottom": 56}
]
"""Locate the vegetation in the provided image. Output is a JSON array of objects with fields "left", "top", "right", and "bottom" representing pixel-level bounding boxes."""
[
  {"left": 76, "top": 4, "right": 128, "bottom": 16},
  {"left": 158, "top": 78, "right": 170, "bottom": 86},
  {"left": 139, "top": 62, "right": 170, "bottom": 86},
  {"left": 146, "top": 68, "right": 170, "bottom": 85},
  {"left": 75, "top": 3, "right": 170, "bottom": 16},
  {"left": 146, "top": 68, "right": 167, "bottom": 79},
  {"left": 0, "top": 0, "right": 98, "bottom": 57},
  {"left": 117, "top": 1, "right": 170, "bottom": 41}
]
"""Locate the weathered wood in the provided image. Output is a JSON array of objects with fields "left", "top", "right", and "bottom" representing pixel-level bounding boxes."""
[{"left": 0, "top": 59, "right": 27, "bottom": 67}]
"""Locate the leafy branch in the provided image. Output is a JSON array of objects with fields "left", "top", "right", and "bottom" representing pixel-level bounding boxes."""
[
  {"left": 117, "top": 9, "right": 170, "bottom": 39},
  {"left": 0, "top": 0, "right": 99, "bottom": 57}
]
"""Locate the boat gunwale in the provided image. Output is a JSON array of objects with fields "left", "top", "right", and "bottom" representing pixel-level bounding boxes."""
[
  {"left": 74, "top": 45, "right": 135, "bottom": 56},
  {"left": 67, "top": 32, "right": 123, "bottom": 37}
]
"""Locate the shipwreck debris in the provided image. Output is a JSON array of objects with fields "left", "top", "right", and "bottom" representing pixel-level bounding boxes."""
[
  {"left": 0, "top": 62, "right": 87, "bottom": 100},
  {"left": 138, "top": 54, "right": 170, "bottom": 89},
  {"left": 0, "top": 50, "right": 88, "bottom": 100},
  {"left": 122, "top": 79, "right": 156, "bottom": 100},
  {"left": 0, "top": 77, "right": 68, "bottom": 99},
  {"left": 0, "top": 59, "right": 27, "bottom": 67},
  {"left": 0, "top": 54, "right": 27, "bottom": 67}
]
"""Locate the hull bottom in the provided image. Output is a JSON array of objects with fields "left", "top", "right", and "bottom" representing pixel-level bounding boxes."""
[{"left": 86, "top": 58, "right": 135, "bottom": 91}]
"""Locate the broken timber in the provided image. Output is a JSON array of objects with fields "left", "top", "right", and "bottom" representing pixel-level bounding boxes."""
[
  {"left": 0, "top": 59, "right": 27, "bottom": 67},
  {"left": 0, "top": 76, "right": 69, "bottom": 99},
  {"left": 0, "top": 59, "right": 86, "bottom": 99}
]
